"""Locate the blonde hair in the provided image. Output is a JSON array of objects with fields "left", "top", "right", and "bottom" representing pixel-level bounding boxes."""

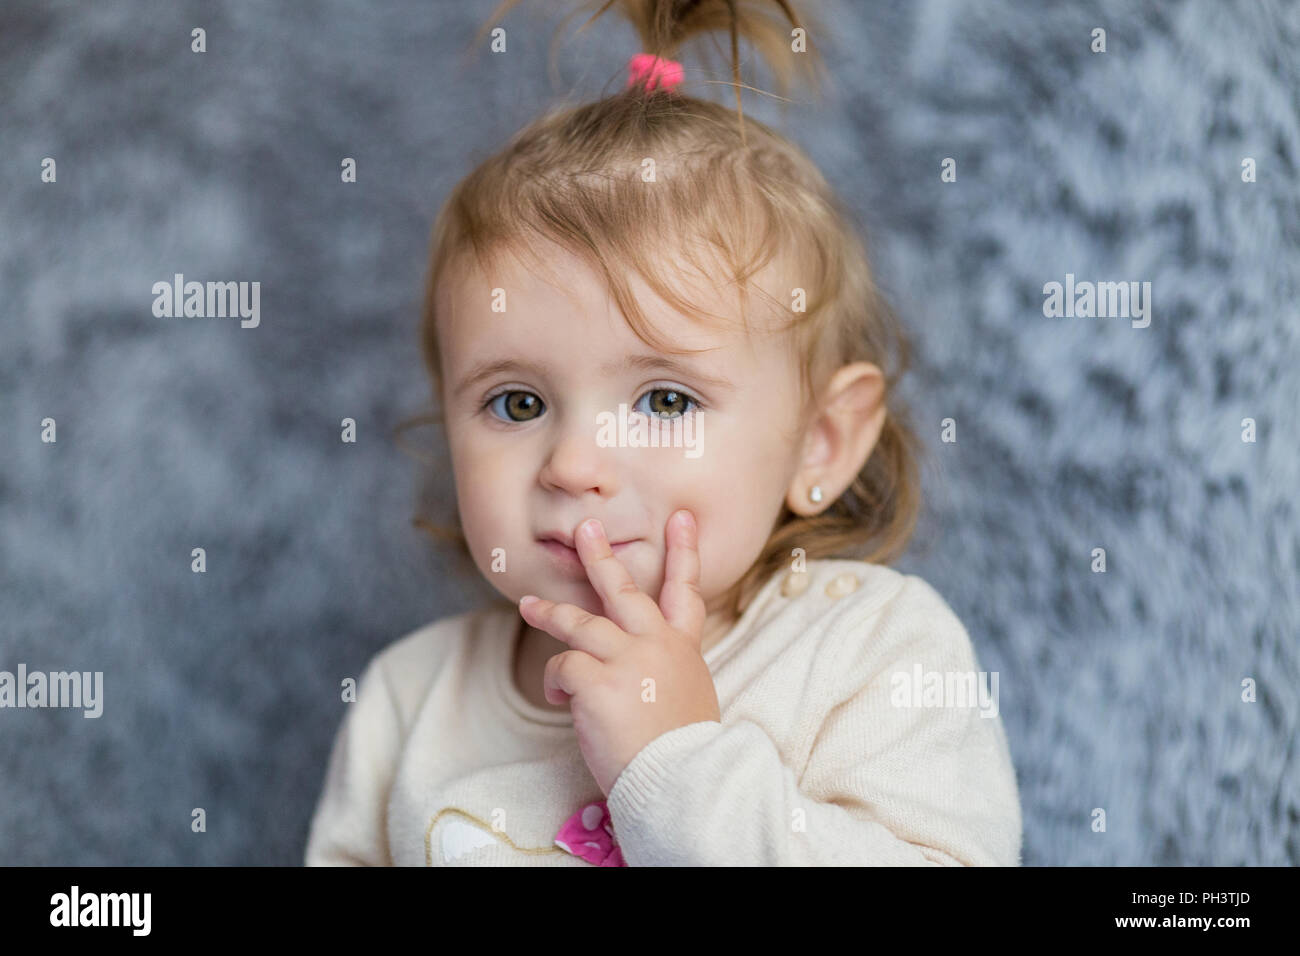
[{"left": 399, "top": 0, "right": 923, "bottom": 619}]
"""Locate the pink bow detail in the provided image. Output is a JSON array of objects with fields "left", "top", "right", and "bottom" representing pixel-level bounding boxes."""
[
  {"left": 554, "top": 799, "right": 627, "bottom": 866},
  {"left": 626, "top": 53, "right": 684, "bottom": 93}
]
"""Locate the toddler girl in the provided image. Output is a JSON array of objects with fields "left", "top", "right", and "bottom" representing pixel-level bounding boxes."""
[{"left": 305, "top": 0, "right": 1022, "bottom": 866}]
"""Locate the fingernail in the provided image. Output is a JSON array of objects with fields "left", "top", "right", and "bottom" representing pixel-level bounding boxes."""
[
  {"left": 520, "top": 595, "right": 538, "bottom": 607},
  {"left": 581, "top": 519, "right": 603, "bottom": 539}
]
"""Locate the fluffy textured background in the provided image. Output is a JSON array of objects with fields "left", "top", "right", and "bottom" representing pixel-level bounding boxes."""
[{"left": 2, "top": 0, "right": 1296, "bottom": 865}]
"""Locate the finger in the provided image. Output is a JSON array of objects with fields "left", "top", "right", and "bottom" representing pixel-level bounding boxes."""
[
  {"left": 572, "top": 518, "right": 662, "bottom": 635},
  {"left": 658, "top": 509, "right": 705, "bottom": 642},
  {"left": 519, "top": 595, "right": 622, "bottom": 661},
  {"left": 543, "top": 648, "right": 602, "bottom": 705}
]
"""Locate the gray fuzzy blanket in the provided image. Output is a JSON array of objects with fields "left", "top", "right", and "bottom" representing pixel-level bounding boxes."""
[{"left": 1, "top": 0, "right": 1295, "bottom": 864}]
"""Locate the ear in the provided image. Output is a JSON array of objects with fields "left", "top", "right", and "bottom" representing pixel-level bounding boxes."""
[{"left": 785, "top": 362, "right": 887, "bottom": 516}]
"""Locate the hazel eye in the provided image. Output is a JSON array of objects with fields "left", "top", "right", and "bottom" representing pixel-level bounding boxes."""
[
  {"left": 486, "top": 390, "right": 544, "bottom": 422},
  {"left": 633, "top": 387, "right": 700, "bottom": 419}
]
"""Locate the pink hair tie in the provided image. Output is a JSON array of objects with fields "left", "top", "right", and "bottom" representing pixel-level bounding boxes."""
[{"left": 626, "top": 52, "right": 684, "bottom": 93}]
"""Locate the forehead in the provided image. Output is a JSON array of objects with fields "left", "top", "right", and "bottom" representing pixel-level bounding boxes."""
[{"left": 436, "top": 240, "right": 793, "bottom": 371}]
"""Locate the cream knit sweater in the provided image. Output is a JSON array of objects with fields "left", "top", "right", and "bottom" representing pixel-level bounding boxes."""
[{"left": 304, "top": 558, "right": 1022, "bottom": 866}]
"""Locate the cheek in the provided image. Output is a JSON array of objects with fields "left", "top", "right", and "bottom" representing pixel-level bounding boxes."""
[
  {"left": 455, "top": 482, "right": 495, "bottom": 558},
  {"left": 703, "top": 425, "right": 796, "bottom": 562},
  {"left": 695, "top": 490, "right": 778, "bottom": 574},
  {"left": 670, "top": 420, "right": 791, "bottom": 509},
  {"left": 450, "top": 437, "right": 519, "bottom": 559},
  {"left": 654, "top": 464, "right": 783, "bottom": 589}
]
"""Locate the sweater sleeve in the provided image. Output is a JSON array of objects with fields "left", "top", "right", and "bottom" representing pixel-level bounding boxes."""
[
  {"left": 604, "top": 581, "right": 1022, "bottom": 866},
  {"left": 303, "top": 655, "right": 403, "bottom": 866}
]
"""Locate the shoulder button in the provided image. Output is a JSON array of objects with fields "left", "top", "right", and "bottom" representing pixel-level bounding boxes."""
[
  {"left": 780, "top": 570, "right": 810, "bottom": 597},
  {"left": 825, "top": 572, "right": 860, "bottom": 599}
]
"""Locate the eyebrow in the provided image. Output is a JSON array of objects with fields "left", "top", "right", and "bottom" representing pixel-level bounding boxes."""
[{"left": 453, "top": 353, "right": 734, "bottom": 399}]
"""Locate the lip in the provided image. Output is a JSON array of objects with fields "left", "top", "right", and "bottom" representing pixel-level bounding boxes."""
[
  {"left": 537, "top": 536, "right": 641, "bottom": 571},
  {"left": 537, "top": 530, "right": 638, "bottom": 550}
]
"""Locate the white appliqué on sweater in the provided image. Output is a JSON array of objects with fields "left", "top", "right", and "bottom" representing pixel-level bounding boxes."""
[{"left": 440, "top": 819, "right": 497, "bottom": 863}]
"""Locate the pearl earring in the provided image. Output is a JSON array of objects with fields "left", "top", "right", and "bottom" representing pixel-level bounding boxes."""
[{"left": 809, "top": 485, "right": 823, "bottom": 504}]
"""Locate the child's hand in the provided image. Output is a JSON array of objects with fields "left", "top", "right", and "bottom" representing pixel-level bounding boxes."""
[{"left": 518, "top": 509, "right": 721, "bottom": 798}]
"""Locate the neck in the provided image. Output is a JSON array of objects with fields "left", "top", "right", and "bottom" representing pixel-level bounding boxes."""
[{"left": 699, "top": 603, "right": 739, "bottom": 656}]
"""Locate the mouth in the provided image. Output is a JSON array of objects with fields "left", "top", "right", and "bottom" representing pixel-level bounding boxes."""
[{"left": 537, "top": 536, "right": 641, "bottom": 570}]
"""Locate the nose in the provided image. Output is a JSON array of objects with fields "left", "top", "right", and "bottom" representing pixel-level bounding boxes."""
[{"left": 538, "top": 414, "right": 619, "bottom": 498}]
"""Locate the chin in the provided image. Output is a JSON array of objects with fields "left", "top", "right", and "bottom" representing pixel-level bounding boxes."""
[{"left": 533, "top": 577, "right": 614, "bottom": 616}]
